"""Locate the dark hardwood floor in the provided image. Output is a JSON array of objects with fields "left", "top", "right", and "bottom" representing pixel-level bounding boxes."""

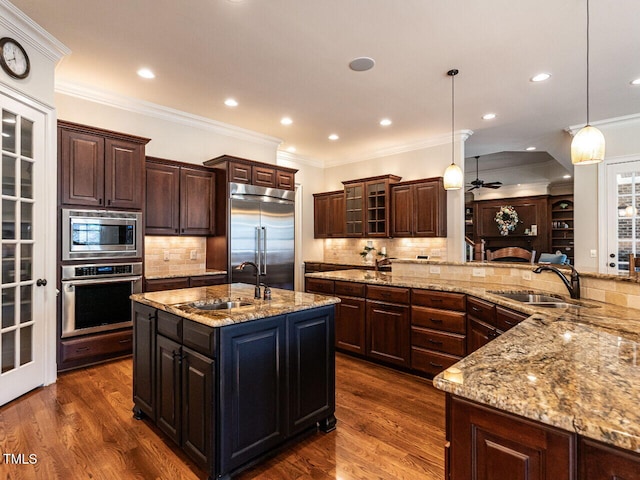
[{"left": 0, "top": 353, "right": 445, "bottom": 480}]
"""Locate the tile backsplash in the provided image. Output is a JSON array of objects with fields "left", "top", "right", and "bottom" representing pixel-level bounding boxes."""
[
  {"left": 322, "top": 237, "right": 447, "bottom": 265},
  {"left": 145, "top": 236, "right": 206, "bottom": 277}
]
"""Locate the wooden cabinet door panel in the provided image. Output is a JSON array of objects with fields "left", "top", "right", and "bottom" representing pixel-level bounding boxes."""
[
  {"left": 145, "top": 162, "right": 180, "bottom": 234},
  {"left": 467, "top": 297, "right": 497, "bottom": 326},
  {"left": 412, "top": 289, "right": 466, "bottom": 312},
  {"left": 287, "top": 307, "right": 335, "bottom": 435},
  {"left": 229, "top": 161, "right": 251, "bottom": 184},
  {"left": 156, "top": 335, "right": 181, "bottom": 445},
  {"left": 313, "top": 194, "right": 330, "bottom": 238},
  {"left": 133, "top": 304, "right": 156, "bottom": 420},
  {"left": 496, "top": 306, "right": 528, "bottom": 332},
  {"left": 449, "top": 396, "right": 575, "bottom": 480},
  {"left": 252, "top": 165, "right": 277, "bottom": 188},
  {"left": 180, "top": 167, "right": 215, "bottom": 235},
  {"left": 219, "top": 316, "right": 287, "bottom": 473},
  {"left": 335, "top": 296, "right": 366, "bottom": 354},
  {"left": 411, "top": 346, "right": 460, "bottom": 376},
  {"left": 105, "top": 138, "right": 143, "bottom": 209},
  {"left": 414, "top": 181, "right": 445, "bottom": 236},
  {"left": 391, "top": 184, "right": 413, "bottom": 237},
  {"left": 411, "top": 326, "right": 466, "bottom": 356},
  {"left": 327, "top": 192, "right": 345, "bottom": 236},
  {"left": 305, "top": 277, "right": 335, "bottom": 294},
  {"left": 276, "top": 170, "right": 295, "bottom": 190},
  {"left": 366, "top": 285, "right": 410, "bottom": 304},
  {"left": 467, "top": 318, "right": 498, "bottom": 354},
  {"left": 181, "top": 347, "right": 215, "bottom": 471},
  {"left": 412, "top": 306, "right": 466, "bottom": 334},
  {"left": 580, "top": 437, "right": 640, "bottom": 480},
  {"left": 366, "top": 301, "right": 410, "bottom": 367},
  {"left": 334, "top": 281, "right": 365, "bottom": 297},
  {"left": 60, "top": 129, "right": 105, "bottom": 207}
]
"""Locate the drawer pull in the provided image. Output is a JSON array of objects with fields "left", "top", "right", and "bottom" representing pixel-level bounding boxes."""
[
  {"left": 119, "top": 338, "right": 132, "bottom": 344},
  {"left": 504, "top": 320, "right": 515, "bottom": 326},
  {"left": 75, "top": 347, "right": 90, "bottom": 353},
  {"left": 428, "top": 339, "right": 443, "bottom": 345},
  {"left": 429, "top": 362, "right": 443, "bottom": 368},
  {"left": 429, "top": 318, "right": 443, "bottom": 323},
  {"left": 471, "top": 306, "right": 481, "bottom": 312},
  {"left": 431, "top": 298, "right": 443, "bottom": 303}
]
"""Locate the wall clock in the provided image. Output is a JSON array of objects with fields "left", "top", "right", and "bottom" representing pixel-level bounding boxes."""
[{"left": 0, "top": 37, "right": 30, "bottom": 79}]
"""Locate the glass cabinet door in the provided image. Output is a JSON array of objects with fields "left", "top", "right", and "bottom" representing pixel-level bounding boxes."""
[{"left": 345, "top": 184, "right": 363, "bottom": 236}]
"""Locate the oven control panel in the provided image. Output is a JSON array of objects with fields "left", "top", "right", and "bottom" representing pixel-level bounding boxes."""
[{"left": 62, "top": 262, "right": 143, "bottom": 280}]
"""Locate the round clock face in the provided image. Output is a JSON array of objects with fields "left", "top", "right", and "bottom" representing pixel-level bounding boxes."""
[{"left": 0, "top": 38, "right": 30, "bottom": 79}]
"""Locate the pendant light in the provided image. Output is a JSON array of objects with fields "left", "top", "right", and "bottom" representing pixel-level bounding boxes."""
[
  {"left": 571, "top": 0, "right": 605, "bottom": 165},
  {"left": 443, "top": 69, "right": 463, "bottom": 190}
]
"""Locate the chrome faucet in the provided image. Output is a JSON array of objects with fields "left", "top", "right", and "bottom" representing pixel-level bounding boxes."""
[
  {"left": 235, "top": 261, "right": 262, "bottom": 299},
  {"left": 532, "top": 264, "right": 581, "bottom": 299}
]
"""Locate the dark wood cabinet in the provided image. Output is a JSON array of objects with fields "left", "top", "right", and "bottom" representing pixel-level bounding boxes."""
[
  {"left": 144, "top": 277, "right": 190, "bottom": 292},
  {"left": 156, "top": 334, "right": 182, "bottom": 444},
  {"left": 204, "top": 155, "right": 297, "bottom": 191},
  {"left": 334, "top": 281, "right": 366, "bottom": 355},
  {"left": 59, "top": 121, "right": 149, "bottom": 209},
  {"left": 495, "top": 305, "right": 528, "bottom": 332},
  {"left": 133, "top": 304, "right": 156, "bottom": 420},
  {"left": 145, "top": 158, "right": 214, "bottom": 236},
  {"left": 188, "top": 274, "right": 227, "bottom": 288},
  {"left": 313, "top": 191, "right": 345, "bottom": 238},
  {"left": 343, "top": 174, "right": 401, "bottom": 237},
  {"left": 366, "top": 285, "right": 410, "bottom": 367},
  {"left": 579, "top": 437, "right": 640, "bottom": 479},
  {"left": 550, "top": 195, "right": 575, "bottom": 265},
  {"left": 466, "top": 296, "right": 498, "bottom": 354},
  {"left": 391, "top": 178, "right": 447, "bottom": 237},
  {"left": 58, "top": 328, "right": 133, "bottom": 371},
  {"left": 448, "top": 395, "right": 576, "bottom": 480}
]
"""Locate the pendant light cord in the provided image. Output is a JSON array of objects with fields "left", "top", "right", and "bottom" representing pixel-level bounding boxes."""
[
  {"left": 586, "top": 0, "right": 590, "bottom": 125},
  {"left": 447, "top": 69, "right": 458, "bottom": 165}
]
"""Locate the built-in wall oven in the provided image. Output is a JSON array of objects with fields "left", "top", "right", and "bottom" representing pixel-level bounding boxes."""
[
  {"left": 61, "top": 262, "right": 142, "bottom": 338},
  {"left": 61, "top": 208, "right": 142, "bottom": 261}
]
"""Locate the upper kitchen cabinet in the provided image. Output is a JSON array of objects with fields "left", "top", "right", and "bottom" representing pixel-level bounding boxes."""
[
  {"left": 146, "top": 157, "right": 215, "bottom": 236},
  {"left": 58, "top": 121, "right": 150, "bottom": 210},
  {"left": 204, "top": 154, "right": 297, "bottom": 191},
  {"left": 342, "top": 174, "right": 401, "bottom": 238},
  {"left": 391, "top": 178, "right": 447, "bottom": 237},
  {"left": 313, "top": 191, "right": 345, "bottom": 238}
]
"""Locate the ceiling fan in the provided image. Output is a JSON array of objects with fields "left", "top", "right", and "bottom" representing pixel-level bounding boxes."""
[{"left": 467, "top": 156, "right": 502, "bottom": 191}]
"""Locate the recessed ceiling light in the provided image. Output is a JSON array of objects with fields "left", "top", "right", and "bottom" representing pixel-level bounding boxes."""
[
  {"left": 631, "top": 78, "right": 640, "bottom": 85},
  {"left": 224, "top": 98, "right": 238, "bottom": 107},
  {"left": 280, "top": 117, "right": 293, "bottom": 126},
  {"left": 286, "top": 146, "right": 296, "bottom": 153},
  {"left": 530, "top": 73, "right": 551, "bottom": 82},
  {"left": 563, "top": 174, "right": 572, "bottom": 179},
  {"left": 137, "top": 68, "right": 155, "bottom": 79},
  {"left": 525, "top": 146, "right": 536, "bottom": 151},
  {"left": 328, "top": 134, "right": 339, "bottom": 141},
  {"left": 482, "top": 113, "right": 497, "bottom": 120},
  {"left": 349, "top": 57, "right": 375, "bottom": 72},
  {"left": 379, "top": 118, "right": 392, "bottom": 127}
]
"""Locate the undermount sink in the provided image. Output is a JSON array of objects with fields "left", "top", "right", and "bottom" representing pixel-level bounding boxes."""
[
  {"left": 188, "top": 299, "right": 253, "bottom": 310},
  {"left": 488, "top": 291, "right": 593, "bottom": 309}
]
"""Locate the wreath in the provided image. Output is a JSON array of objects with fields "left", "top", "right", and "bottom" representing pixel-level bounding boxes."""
[{"left": 495, "top": 205, "right": 519, "bottom": 236}]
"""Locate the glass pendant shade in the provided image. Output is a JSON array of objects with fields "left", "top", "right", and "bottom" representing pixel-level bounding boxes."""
[
  {"left": 443, "top": 162, "right": 463, "bottom": 190},
  {"left": 571, "top": 124, "right": 605, "bottom": 165}
]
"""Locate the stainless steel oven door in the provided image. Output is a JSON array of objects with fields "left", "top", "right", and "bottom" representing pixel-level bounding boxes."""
[{"left": 61, "top": 275, "right": 142, "bottom": 338}]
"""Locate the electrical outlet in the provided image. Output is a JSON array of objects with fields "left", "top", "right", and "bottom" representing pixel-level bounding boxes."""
[
  {"left": 472, "top": 268, "right": 486, "bottom": 278},
  {"left": 522, "top": 270, "right": 532, "bottom": 281},
  {"left": 590, "top": 249, "right": 597, "bottom": 258},
  {"left": 430, "top": 266, "right": 441, "bottom": 274},
  {"left": 163, "top": 250, "right": 170, "bottom": 261},
  {"left": 190, "top": 250, "right": 197, "bottom": 260}
]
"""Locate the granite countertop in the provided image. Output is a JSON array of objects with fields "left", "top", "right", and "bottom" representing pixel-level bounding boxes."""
[
  {"left": 131, "top": 283, "right": 339, "bottom": 328},
  {"left": 144, "top": 269, "right": 227, "bottom": 280},
  {"left": 306, "top": 269, "right": 640, "bottom": 453}
]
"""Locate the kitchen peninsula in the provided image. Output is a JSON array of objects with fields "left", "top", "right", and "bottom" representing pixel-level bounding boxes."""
[
  {"left": 130, "top": 283, "right": 338, "bottom": 480},
  {"left": 305, "top": 264, "right": 640, "bottom": 478}
]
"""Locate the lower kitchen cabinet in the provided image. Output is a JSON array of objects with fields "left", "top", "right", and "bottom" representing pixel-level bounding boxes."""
[
  {"left": 58, "top": 328, "right": 133, "bottom": 371},
  {"left": 132, "top": 304, "right": 156, "bottom": 420},
  {"left": 144, "top": 274, "right": 227, "bottom": 292},
  {"left": 366, "top": 286, "right": 410, "bottom": 368},
  {"left": 334, "top": 280, "right": 366, "bottom": 354},
  {"left": 579, "top": 437, "right": 640, "bottom": 479},
  {"left": 448, "top": 395, "right": 576, "bottom": 480}
]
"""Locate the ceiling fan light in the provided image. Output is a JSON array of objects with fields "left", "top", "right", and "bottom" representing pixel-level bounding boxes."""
[
  {"left": 444, "top": 162, "right": 463, "bottom": 190},
  {"left": 571, "top": 125, "right": 605, "bottom": 165}
]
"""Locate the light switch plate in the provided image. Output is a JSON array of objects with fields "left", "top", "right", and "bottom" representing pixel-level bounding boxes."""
[
  {"left": 163, "top": 250, "right": 170, "bottom": 261},
  {"left": 590, "top": 249, "right": 597, "bottom": 258},
  {"left": 190, "top": 250, "right": 197, "bottom": 260}
]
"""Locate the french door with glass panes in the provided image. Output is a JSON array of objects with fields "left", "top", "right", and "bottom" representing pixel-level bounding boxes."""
[
  {"left": 0, "top": 93, "right": 46, "bottom": 406},
  {"left": 606, "top": 160, "right": 640, "bottom": 275}
]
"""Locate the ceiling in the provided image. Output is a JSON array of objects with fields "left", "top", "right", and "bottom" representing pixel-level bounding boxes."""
[{"left": 10, "top": 0, "right": 640, "bottom": 168}]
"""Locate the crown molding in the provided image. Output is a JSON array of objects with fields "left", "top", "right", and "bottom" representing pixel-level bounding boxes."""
[
  {"left": 566, "top": 113, "right": 640, "bottom": 136},
  {"left": 0, "top": 0, "right": 70, "bottom": 63},
  {"left": 323, "top": 129, "right": 474, "bottom": 168},
  {"left": 277, "top": 150, "right": 324, "bottom": 169},
  {"left": 55, "top": 80, "right": 283, "bottom": 148}
]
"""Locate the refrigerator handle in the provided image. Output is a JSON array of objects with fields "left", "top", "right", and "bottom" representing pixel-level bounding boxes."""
[
  {"left": 255, "top": 226, "right": 262, "bottom": 272},
  {"left": 262, "top": 226, "right": 267, "bottom": 275}
]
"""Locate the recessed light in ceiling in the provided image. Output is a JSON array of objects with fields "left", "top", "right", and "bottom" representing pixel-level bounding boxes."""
[
  {"left": 631, "top": 78, "right": 640, "bottom": 85},
  {"left": 482, "top": 113, "right": 497, "bottom": 120},
  {"left": 379, "top": 118, "right": 392, "bottom": 127},
  {"left": 530, "top": 73, "right": 551, "bottom": 82},
  {"left": 137, "top": 68, "right": 155, "bottom": 79},
  {"left": 328, "top": 134, "right": 339, "bottom": 141},
  {"left": 224, "top": 98, "right": 238, "bottom": 107},
  {"left": 526, "top": 146, "right": 536, "bottom": 151},
  {"left": 280, "top": 117, "right": 293, "bottom": 126},
  {"left": 563, "top": 174, "right": 572, "bottom": 179},
  {"left": 349, "top": 57, "right": 375, "bottom": 72}
]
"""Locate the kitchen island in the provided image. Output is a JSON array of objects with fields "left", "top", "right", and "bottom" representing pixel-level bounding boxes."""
[
  {"left": 130, "top": 283, "right": 339, "bottom": 480},
  {"left": 305, "top": 268, "right": 640, "bottom": 479}
]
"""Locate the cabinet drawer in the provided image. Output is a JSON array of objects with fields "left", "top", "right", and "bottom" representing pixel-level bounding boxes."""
[
  {"left": 157, "top": 311, "right": 183, "bottom": 342},
  {"left": 183, "top": 320, "right": 216, "bottom": 357},
  {"left": 145, "top": 277, "right": 190, "bottom": 292},
  {"left": 305, "top": 277, "right": 335, "bottom": 294},
  {"left": 411, "top": 347, "right": 460, "bottom": 376},
  {"left": 60, "top": 329, "right": 133, "bottom": 363},
  {"left": 335, "top": 281, "right": 365, "bottom": 297},
  {"left": 412, "top": 306, "right": 466, "bottom": 334},
  {"left": 496, "top": 306, "right": 528, "bottom": 332},
  {"left": 412, "top": 289, "right": 466, "bottom": 311},
  {"left": 411, "top": 327, "right": 466, "bottom": 357},
  {"left": 304, "top": 262, "right": 322, "bottom": 273},
  {"left": 189, "top": 274, "right": 227, "bottom": 287},
  {"left": 366, "top": 285, "right": 410, "bottom": 304},
  {"left": 467, "top": 296, "right": 496, "bottom": 325}
]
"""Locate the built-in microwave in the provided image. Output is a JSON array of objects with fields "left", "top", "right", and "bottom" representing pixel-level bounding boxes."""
[{"left": 61, "top": 209, "right": 142, "bottom": 261}]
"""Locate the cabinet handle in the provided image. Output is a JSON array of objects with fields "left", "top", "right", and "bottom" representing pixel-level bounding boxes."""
[
  {"left": 119, "top": 338, "right": 132, "bottom": 344},
  {"left": 429, "top": 362, "right": 443, "bottom": 368},
  {"left": 428, "top": 339, "right": 443, "bottom": 345},
  {"left": 429, "top": 318, "right": 443, "bottom": 323},
  {"left": 107, "top": 199, "right": 111, "bottom": 206},
  {"left": 504, "top": 320, "right": 515, "bottom": 326},
  {"left": 431, "top": 298, "right": 443, "bottom": 303},
  {"left": 75, "top": 347, "right": 90, "bottom": 353},
  {"left": 471, "top": 306, "right": 481, "bottom": 312},
  {"left": 99, "top": 198, "right": 103, "bottom": 205},
  {"left": 175, "top": 229, "right": 179, "bottom": 233}
]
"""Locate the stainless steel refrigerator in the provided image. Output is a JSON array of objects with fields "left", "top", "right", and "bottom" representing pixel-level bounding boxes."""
[{"left": 229, "top": 182, "right": 295, "bottom": 290}]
